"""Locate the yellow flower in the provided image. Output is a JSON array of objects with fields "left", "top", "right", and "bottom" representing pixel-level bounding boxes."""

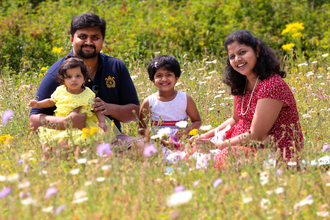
[
  {"left": 82, "top": 128, "right": 89, "bottom": 139},
  {"left": 0, "top": 134, "right": 14, "bottom": 144},
  {"left": 281, "top": 22, "right": 304, "bottom": 35},
  {"left": 52, "top": 46, "right": 63, "bottom": 54},
  {"left": 38, "top": 73, "right": 44, "bottom": 77},
  {"left": 281, "top": 43, "right": 295, "bottom": 51},
  {"left": 89, "top": 127, "right": 98, "bottom": 136},
  {"left": 189, "top": 129, "right": 198, "bottom": 136},
  {"left": 40, "top": 67, "right": 48, "bottom": 71},
  {"left": 292, "top": 32, "right": 302, "bottom": 38}
]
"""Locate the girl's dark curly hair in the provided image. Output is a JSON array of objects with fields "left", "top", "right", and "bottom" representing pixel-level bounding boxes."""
[
  {"left": 56, "top": 55, "right": 89, "bottom": 88},
  {"left": 223, "top": 30, "right": 286, "bottom": 95}
]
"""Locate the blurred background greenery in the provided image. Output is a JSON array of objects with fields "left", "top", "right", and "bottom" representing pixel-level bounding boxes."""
[{"left": 0, "top": 0, "right": 329, "bottom": 74}]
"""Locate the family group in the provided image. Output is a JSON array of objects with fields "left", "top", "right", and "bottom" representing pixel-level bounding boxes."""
[{"left": 28, "top": 13, "right": 304, "bottom": 168}]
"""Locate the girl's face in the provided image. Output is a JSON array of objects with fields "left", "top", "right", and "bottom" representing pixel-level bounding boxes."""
[
  {"left": 64, "top": 67, "right": 85, "bottom": 94},
  {"left": 152, "top": 67, "right": 178, "bottom": 93},
  {"left": 227, "top": 41, "right": 259, "bottom": 79}
]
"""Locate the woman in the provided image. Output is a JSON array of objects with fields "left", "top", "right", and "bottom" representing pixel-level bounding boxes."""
[{"left": 195, "top": 30, "right": 304, "bottom": 168}]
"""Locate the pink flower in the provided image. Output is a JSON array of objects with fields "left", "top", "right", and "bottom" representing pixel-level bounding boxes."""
[
  {"left": 276, "top": 168, "right": 282, "bottom": 175},
  {"left": 322, "top": 144, "right": 329, "bottom": 153},
  {"left": 55, "top": 205, "right": 66, "bottom": 214},
  {"left": 143, "top": 145, "right": 158, "bottom": 157},
  {"left": 193, "top": 180, "right": 200, "bottom": 187},
  {"left": 1, "top": 110, "right": 14, "bottom": 125},
  {"left": 213, "top": 178, "right": 222, "bottom": 188},
  {"left": 174, "top": 186, "right": 185, "bottom": 192},
  {"left": 96, "top": 143, "right": 112, "bottom": 157},
  {"left": 45, "top": 187, "right": 58, "bottom": 198},
  {"left": 0, "top": 187, "right": 12, "bottom": 198}
]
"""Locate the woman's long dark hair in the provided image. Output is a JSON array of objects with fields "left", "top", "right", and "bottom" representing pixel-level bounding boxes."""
[{"left": 223, "top": 30, "right": 286, "bottom": 95}]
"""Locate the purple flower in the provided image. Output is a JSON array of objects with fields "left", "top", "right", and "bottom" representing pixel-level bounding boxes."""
[
  {"left": 276, "top": 168, "right": 282, "bottom": 175},
  {"left": 1, "top": 110, "right": 14, "bottom": 125},
  {"left": 45, "top": 187, "right": 58, "bottom": 198},
  {"left": 24, "top": 165, "right": 29, "bottom": 173},
  {"left": 147, "top": 88, "right": 151, "bottom": 91},
  {"left": 305, "top": 194, "right": 312, "bottom": 201},
  {"left": 0, "top": 187, "right": 12, "bottom": 198},
  {"left": 143, "top": 144, "right": 158, "bottom": 157},
  {"left": 193, "top": 180, "right": 200, "bottom": 187},
  {"left": 322, "top": 144, "right": 329, "bottom": 153},
  {"left": 193, "top": 60, "right": 196, "bottom": 63},
  {"left": 55, "top": 205, "right": 66, "bottom": 214},
  {"left": 96, "top": 143, "right": 112, "bottom": 157},
  {"left": 184, "top": 62, "right": 186, "bottom": 66},
  {"left": 182, "top": 71, "right": 185, "bottom": 74},
  {"left": 174, "top": 186, "right": 185, "bottom": 192},
  {"left": 18, "top": 159, "right": 24, "bottom": 165},
  {"left": 213, "top": 178, "right": 222, "bottom": 188}
]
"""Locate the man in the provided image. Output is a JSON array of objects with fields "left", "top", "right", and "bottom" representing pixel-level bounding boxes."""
[{"left": 30, "top": 13, "right": 140, "bottom": 150}]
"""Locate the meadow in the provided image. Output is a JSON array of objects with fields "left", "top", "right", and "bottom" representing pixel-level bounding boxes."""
[{"left": 1, "top": 0, "right": 330, "bottom": 219}]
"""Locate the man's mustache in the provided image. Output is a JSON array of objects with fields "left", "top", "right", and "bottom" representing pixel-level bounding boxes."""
[{"left": 81, "top": 45, "right": 96, "bottom": 49}]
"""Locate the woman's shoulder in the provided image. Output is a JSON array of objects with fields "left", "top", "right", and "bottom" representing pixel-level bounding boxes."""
[{"left": 260, "top": 73, "right": 287, "bottom": 88}]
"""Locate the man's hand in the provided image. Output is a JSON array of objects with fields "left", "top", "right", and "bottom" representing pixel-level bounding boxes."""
[
  {"left": 93, "top": 97, "right": 110, "bottom": 115},
  {"left": 67, "top": 106, "right": 86, "bottom": 130}
]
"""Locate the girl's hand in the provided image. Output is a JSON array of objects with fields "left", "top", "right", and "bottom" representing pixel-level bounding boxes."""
[
  {"left": 98, "top": 122, "right": 107, "bottom": 132},
  {"left": 194, "top": 138, "right": 214, "bottom": 153},
  {"left": 28, "top": 100, "right": 38, "bottom": 108},
  {"left": 174, "top": 129, "right": 184, "bottom": 139}
]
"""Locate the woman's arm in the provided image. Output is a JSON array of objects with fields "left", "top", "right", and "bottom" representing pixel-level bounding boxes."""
[
  {"left": 200, "top": 96, "right": 239, "bottom": 139},
  {"left": 138, "top": 98, "right": 150, "bottom": 136},
  {"left": 215, "top": 98, "right": 284, "bottom": 149},
  {"left": 28, "top": 98, "right": 55, "bottom": 108},
  {"left": 183, "top": 94, "right": 201, "bottom": 135}
]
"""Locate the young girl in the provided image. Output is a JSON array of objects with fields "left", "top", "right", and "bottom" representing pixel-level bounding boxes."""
[
  {"left": 139, "top": 55, "right": 201, "bottom": 152},
  {"left": 28, "top": 56, "right": 120, "bottom": 149},
  {"left": 194, "top": 30, "right": 304, "bottom": 168}
]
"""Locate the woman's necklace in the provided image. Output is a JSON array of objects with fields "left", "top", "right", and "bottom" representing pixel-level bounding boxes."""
[{"left": 241, "top": 76, "right": 259, "bottom": 116}]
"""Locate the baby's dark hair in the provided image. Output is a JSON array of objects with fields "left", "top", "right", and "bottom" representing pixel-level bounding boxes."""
[
  {"left": 223, "top": 30, "right": 286, "bottom": 95},
  {"left": 147, "top": 55, "right": 181, "bottom": 81},
  {"left": 56, "top": 55, "right": 89, "bottom": 88}
]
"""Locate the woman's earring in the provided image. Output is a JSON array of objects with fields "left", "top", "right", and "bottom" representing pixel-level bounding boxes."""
[{"left": 257, "top": 53, "right": 259, "bottom": 58}]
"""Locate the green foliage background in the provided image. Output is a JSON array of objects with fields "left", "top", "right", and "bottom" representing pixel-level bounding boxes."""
[{"left": 0, "top": 0, "right": 329, "bottom": 73}]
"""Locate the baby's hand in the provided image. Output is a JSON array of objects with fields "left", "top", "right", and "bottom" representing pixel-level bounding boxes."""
[
  {"left": 28, "top": 100, "right": 38, "bottom": 108},
  {"left": 98, "top": 122, "right": 107, "bottom": 132}
]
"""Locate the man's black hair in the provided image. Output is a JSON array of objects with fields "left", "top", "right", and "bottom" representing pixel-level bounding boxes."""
[{"left": 71, "top": 13, "right": 106, "bottom": 39}]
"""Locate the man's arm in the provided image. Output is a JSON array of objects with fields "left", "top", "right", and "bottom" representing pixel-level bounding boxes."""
[
  {"left": 29, "top": 107, "right": 87, "bottom": 131},
  {"left": 93, "top": 98, "right": 139, "bottom": 123}
]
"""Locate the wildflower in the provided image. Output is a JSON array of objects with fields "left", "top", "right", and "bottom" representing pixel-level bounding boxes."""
[
  {"left": 189, "top": 129, "right": 198, "bottom": 136},
  {"left": 45, "top": 187, "right": 58, "bottom": 198},
  {"left": 298, "top": 62, "right": 308, "bottom": 66},
  {"left": 18, "top": 181, "right": 30, "bottom": 189},
  {"left": 292, "top": 32, "right": 302, "bottom": 38},
  {"left": 131, "top": 75, "right": 138, "bottom": 79},
  {"left": 281, "top": 43, "right": 295, "bottom": 51},
  {"left": 157, "top": 127, "right": 171, "bottom": 138},
  {"left": 40, "top": 67, "right": 48, "bottom": 71},
  {"left": 316, "top": 211, "right": 329, "bottom": 217},
  {"left": 89, "top": 126, "right": 98, "bottom": 136},
  {"left": 306, "top": 71, "right": 314, "bottom": 77},
  {"left": 176, "top": 121, "right": 188, "bottom": 129},
  {"left": 18, "top": 159, "right": 24, "bottom": 165},
  {"left": 82, "top": 128, "right": 89, "bottom": 139},
  {"left": 243, "top": 195, "right": 253, "bottom": 204},
  {"left": 294, "top": 194, "right": 313, "bottom": 210},
  {"left": 77, "top": 158, "right": 87, "bottom": 164},
  {"left": 260, "top": 171, "right": 269, "bottom": 185},
  {"left": 200, "top": 125, "right": 212, "bottom": 131},
  {"left": 166, "top": 190, "right": 193, "bottom": 207},
  {"left": 55, "top": 205, "right": 66, "bottom": 214},
  {"left": 281, "top": 22, "right": 304, "bottom": 35},
  {"left": 260, "top": 198, "right": 271, "bottom": 209},
  {"left": 322, "top": 144, "right": 329, "bottom": 153},
  {"left": 276, "top": 168, "right": 282, "bottom": 175},
  {"left": 42, "top": 206, "right": 54, "bottom": 213},
  {"left": 1, "top": 110, "right": 14, "bottom": 125},
  {"left": 213, "top": 178, "right": 222, "bottom": 188},
  {"left": 322, "top": 53, "right": 329, "bottom": 57},
  {"left": 101, "top": 165, "right": 111, "bottom": 170},
  {"left": 85, "top": 181, "right": 92, "bottom": 186},
  {"left": 193, "top": 180, "right": 200, "bottom": 187},
  {"left": 70, "top": 169, "right": 79, "bottom": 175},
  {"left": 275, "top": 187, "right": 284, "bottom": 194},
  {"left": 24, "top": 165, "right": 29, "bottom": 173},
  {"left": 0, "top": 176, "right": 6, "bottom": 181},
  {"left": 21, "top": 150, "right": 34, "bottom": 160},
  {"left": 143, "top": 144, "right": 158, "bottom": 157},
  {"left": 96, "top": 143, "right": 112, "bottom": 157},
  {"left": 21, "top": 197, "right": 37, "bottom": 206},
  {"left": 52, "top": 46, "right": 63, "bottom": 54},
  {"left": 287, "top": 161, "right": 297, "bottom": 166},
  {"left": 7, "top": 173, "right": 19, "bottom": 182},
  {"left": 0, "top": 187, "right": 12, "bottom": 198},
  {"left": 206, "top": 60, "right": 217, "bottom": 64},
  {"left": 96, "top": 177, "right": 105, "bottom": 182},
  {"left": 174, "top": 186, "right": 185, "bottom": 192},
  {"left": 72, "top": 190, "right": 88, "bottom": 204}
]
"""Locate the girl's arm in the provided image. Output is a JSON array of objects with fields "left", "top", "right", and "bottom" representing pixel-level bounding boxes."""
[
  {"left": 182, "top": 94, "right": 201, "bottom": 135},
  {"left": 28, "top": 98, "right": 55, "bottom": 108},
  {"left": 95, "top": 110, "right": 107, "bottom": 132},
  {"left": 199, "top": 96, "right": 239, "bottom": 139},
  {"left": 215, "top": 98, "right": 284, "bottom": 149},
  {"left": 138, "top": 98, "right": 150, "bottom": 136}
]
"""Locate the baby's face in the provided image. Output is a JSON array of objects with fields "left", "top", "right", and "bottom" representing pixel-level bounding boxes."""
[
  {"left": 152, "top": 67, "right": 178, "bottom": 92},
  {"left": 64, "top": 67, "right": 85, "bottom": 94}
]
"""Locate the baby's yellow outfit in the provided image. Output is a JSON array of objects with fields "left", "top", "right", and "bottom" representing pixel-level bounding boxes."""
[{"left": 38, "top": 85, "right": 120, "bottom": 145}]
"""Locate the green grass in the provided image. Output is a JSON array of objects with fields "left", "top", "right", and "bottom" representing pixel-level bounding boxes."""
[{"left": 0, "top": 50, "right": 329, "bottom": 219}]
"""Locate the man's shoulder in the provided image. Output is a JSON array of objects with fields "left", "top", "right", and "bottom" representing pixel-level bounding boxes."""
[{"left": 100, "top": 53, "right": 126, "bottom": 67}]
